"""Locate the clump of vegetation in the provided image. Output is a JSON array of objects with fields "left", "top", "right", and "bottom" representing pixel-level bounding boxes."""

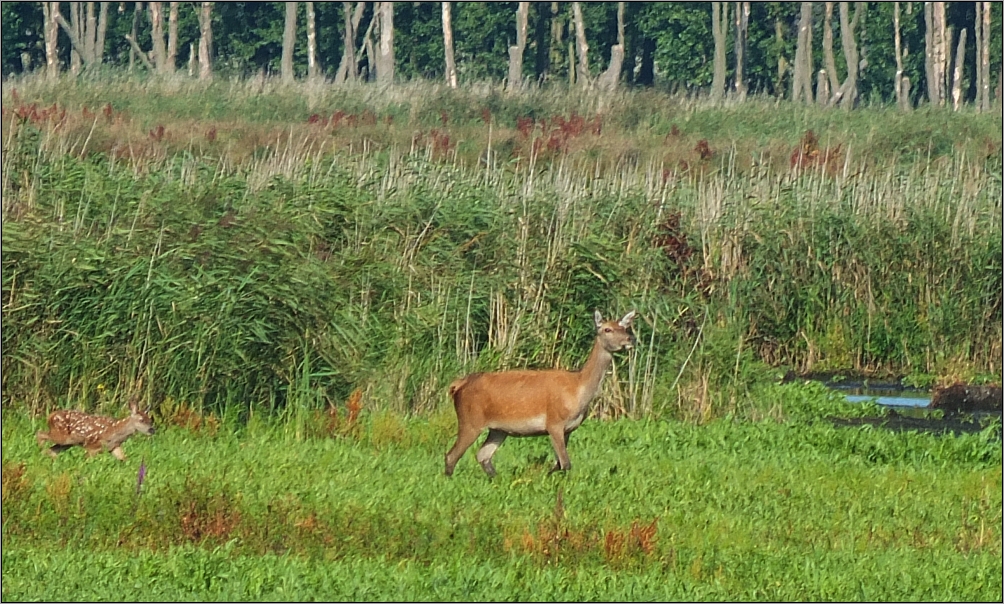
[{"left": 2, "top": 78, "right": 1001, "bottom": 422}]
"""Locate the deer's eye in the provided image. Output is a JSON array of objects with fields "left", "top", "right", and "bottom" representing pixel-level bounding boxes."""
[{"left": 604, "top": 327, "right": 613, "bottom": 333}]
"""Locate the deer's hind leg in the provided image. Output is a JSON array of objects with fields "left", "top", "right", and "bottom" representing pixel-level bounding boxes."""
[
  {"left": 445, "top": 424, "right": 482, "bottom": 477},
  {"left": 475, "top": 429, "right": 508, "bottom": 478},
  {"left": 45, "top": 444, "right": 73, "bottom": 458}
]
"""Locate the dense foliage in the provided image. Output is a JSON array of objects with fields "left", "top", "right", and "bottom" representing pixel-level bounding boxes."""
[{"left": 2, "top": 2, "right": 1002, "bottom": 104}]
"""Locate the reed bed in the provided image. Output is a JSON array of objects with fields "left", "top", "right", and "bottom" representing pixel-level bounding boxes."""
[{"left": 1, "top": 75, "right": 1001, "bottom": 419}]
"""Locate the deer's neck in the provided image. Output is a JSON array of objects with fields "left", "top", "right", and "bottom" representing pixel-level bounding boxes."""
[
  {"left": 102, "top": 418, "right": 138, "bottom": 448},
  {"left": 576, "top": 338, "right": 614, "bottom": 404}
]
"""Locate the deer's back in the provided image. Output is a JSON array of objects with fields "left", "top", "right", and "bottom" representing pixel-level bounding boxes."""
[
  {"left": 47, "top": 410, "right": 115, "bottom": 445},
  {"left": 452, "top": 369, "right": 580, "bottom": 425}
]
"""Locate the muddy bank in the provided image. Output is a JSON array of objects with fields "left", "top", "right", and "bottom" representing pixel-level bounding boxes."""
[
  {"left": 929, "top": 384, "right": 1003, "bottom": 414},
  {"left": 830, "top": 411, "right": 1001, "bottom": 439}
]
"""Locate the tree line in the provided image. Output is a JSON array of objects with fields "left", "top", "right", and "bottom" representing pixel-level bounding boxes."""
[{"left": 2, "top": 2, "right": 1001, "bottom": 109}]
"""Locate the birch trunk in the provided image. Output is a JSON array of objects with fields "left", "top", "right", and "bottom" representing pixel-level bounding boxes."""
[
  {"left": 43, "top": 2, "right": 60, "bottom": 79},
  {"left": 129, "top": 2, "right": 142, "bottom": 71},
  {"left": 95, "top": 1, "right": 109, "bottom": 65},
  {"left": 282, "top": 2, "right": 297, "bottom": 83},
  {"left": 894, "top": 2, "right": 905, "bottom": 109},
  {"left": 792, "top": 2, "right": 814, "bottom": 103},
  {"left": 306, "top": 2, "right": 319, "bottom": 80},
  {"left": 734, "top": 1, "right": 749, "bottom": 99},
  {"left": 442, "top": 2, "right": 457, "bottom": 88},
  {"left": 822, "top": 2, "right": 840, "bottom": 96},
  {"left": 979, "top": 2, "right": 991, "bottom": 111},
  {"left": 950, "top": 27, "right": 966, "bottom": 111},
  {"left": 198, "top": 1, "right": 213, "bottom": 80},
  {"left": 84, "top": 2, "right": 96, "bottom": 64},
  {"left": 710, "top": 2, "right": 728, "bottom": 101},
  {"left": 598, "top": 1, "right": 625, "bottom": 91},
  {"left": 833, "top": 1, "right": 862, "bottom": 108},
  {"left": 150, "top": 2, "right": 167, "bottom": 73},
  {"left": 571, "top": 2, "right": 589, "bottom": 88},
  {"left": 507, "top": 2, "right": 529, "bottom": 90},
  {"left": 167, "top": 2, "right": 178, "bottom": 72},
  {"left": 335, "top": 2, "right": 365, "bottom": 84},
  {"left": 924, "top": 1, "right": 946, "bottom": 106},
  {"left": 377, "top": 1, "right": 395, "bottom": 84}
]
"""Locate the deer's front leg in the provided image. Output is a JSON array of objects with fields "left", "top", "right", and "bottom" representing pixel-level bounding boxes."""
[{"left": 110, "top": 446, "right": 127, "bottom": 461}]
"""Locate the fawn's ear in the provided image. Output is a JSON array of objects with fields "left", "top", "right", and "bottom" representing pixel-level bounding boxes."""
[
  {"left": 619, "top": 310, "right": 637, "bottom": 328},
  {"left": 594, "top": 310, "right": 604, "bottom": 329}
]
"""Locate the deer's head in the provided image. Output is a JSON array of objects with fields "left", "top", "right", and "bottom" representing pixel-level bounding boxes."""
[{"left": 594, "top": 310, "right": 637, "bottom": 352}]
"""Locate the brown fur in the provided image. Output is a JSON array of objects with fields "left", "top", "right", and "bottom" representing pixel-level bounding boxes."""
[
  {"left": 445, "top": 310, "right": 636, "bottom": 477},
  {"left": 37, "top": 400, "right": 155, "bottom": 461}
]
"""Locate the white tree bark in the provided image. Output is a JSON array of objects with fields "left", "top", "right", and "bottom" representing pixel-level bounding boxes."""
[
  {"left": 507, "top": 2, "right": 529, "bottom": 90},
  {"left": 442, "top": 2, "right": 457, "bottom": 88},
  {"left": 734, "top": 1, "right": 749, "bottom": 99},
  {"left": 376, "top": 1, "right": 395, "bottom": 84},
  {"left": 950, "top": 27, "right": 966, "bottom": 111},
  {"left": 710, "top": 2, "right": 728, "bottom": 101},
  {"left": 43, "top": 2, "right": 60, "bottom": 79},
  {"left": 792, "top": 2, "right": 814, "bottom": 103},
  {"left": 306, "top": 2, "right": 319, "bottom": 80},
  {"left": 572, "top": 2, "right": 589, "bottom": 87},
  {"left": 334, "top": 2, "right": 365, "bottom": 84},
  {"left": 198, "top": 2, "right": 213, "bottom": 80},
  {"left": 282, "top": 2, "right": 297, "bottom": 83}
]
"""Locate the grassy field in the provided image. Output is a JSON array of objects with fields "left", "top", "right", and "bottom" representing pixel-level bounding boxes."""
[
  {"left": 3, "top": 382, "right": 1002, "bottom": 601},
  {"left": 2, "top": 74, "right": 1002, "bottom": 600}
]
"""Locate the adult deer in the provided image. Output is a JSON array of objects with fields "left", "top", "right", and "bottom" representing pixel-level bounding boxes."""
[
  {"left": 445, "top": 309, "right": 637, "bottom": 477},
  {"left": 36, "top": 397, "right": 155, "bottom": 461}
]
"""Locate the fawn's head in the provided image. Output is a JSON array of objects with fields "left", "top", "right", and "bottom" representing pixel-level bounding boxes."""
[
  {"left": 127, "top": 400, "right": 156, "bottom": 436},
  {"left": 594, "top": 310, "right": 637, "bottom": 352}
]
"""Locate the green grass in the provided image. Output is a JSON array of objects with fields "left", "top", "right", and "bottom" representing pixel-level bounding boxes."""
[{"left": 2, "top": 383, "right": 1001, "bottom": 601}]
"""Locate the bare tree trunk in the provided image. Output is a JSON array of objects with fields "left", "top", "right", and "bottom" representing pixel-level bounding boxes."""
[
  {"left": 84, "top": 2, "right": 96, "bottom": 64},
  {"left": 894, "top": 1, "right": 905, "bottom": 109},
  {"left": 816, "top": 69, "right": 830, "bottom": 105},
  {"left": 507, "top": 1, "right": 529, "bottom": 90},
  {"left": 974, "top": 1, "right": 983, "bottom": 110},
  {"left": 69, "top": 2, "right": 82, "bottom": 74},
  {"left": 822, "top": 2, "right": 840, "bottom": 96},
  {"left": 598, "top": 1, "right": 624, "bottom": 91},
  {"left": 306, "top": 2, "right": 319, "bottom": 80},
  {"left": 710, "top": 2, "right": 728, "bottom": 101},
  {"left": 442, "top": 2, "right": 457, "bottom": 87},
  {"left": 282, "top": 2, "right": 297, "bottom": 83},
  {"left": 52, "top": 2, "right": 110, "bottom": 68},
  {"left": 335, "top": 2, "right": 365, "bottom": 84},
  {"left": 775, "top": 18, "right": 788, "bottom": 97},
  {"left": 950, "top": 27, "right": 966, "bottom": 111},
  {"left": 924, "top": 1, "right": 946, "bottom": 106},
  {"left": 376, "top": 1, "right": 395, "bottom": 84},
  {"left": 95, "top": 1, "right": 109, "bottom": 65},
  {"left": 198, "top": 1, "right": 213, "bottom": 80},
  {"left": 550, "top": 2, "right": 564, "bottom": 81},
  {"left": 833, "top": 2, "right": 862, "bottom": 108},
  {"left": 571, "top": 2, "right": 589, "bottom": 87},
  {"left": 150, "top": 2, "right": 167, "bottom": 73},
  {"left": 129, "top": 2, "right": 142, "bottom": 71},
  {"left": 979, "top": 2, "right": 991, "bottom": 111},
  {"left": 42, "top": 2, "right": 60, "bottom": 79},
  {"left": 734, "top": 1, "right": 749, "bottom": 99},
  {"left": 167, "top": 2, "right": 179, "bottom": 72},
  {"left": 792, "top": 2, "right": 814, "bottom": 103}
]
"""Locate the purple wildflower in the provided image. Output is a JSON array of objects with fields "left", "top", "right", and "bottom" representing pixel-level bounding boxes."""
[{"left": 136, "top": 459, "right": 147, "bottom": 496}]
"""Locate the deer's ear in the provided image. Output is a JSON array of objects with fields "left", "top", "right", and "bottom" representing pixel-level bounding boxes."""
[
  {"left": 619, "top": 310, "right": 637, "bottom": 327},
  {"left": 594, "top": 310, "right": 604, "bottom": 329}
]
